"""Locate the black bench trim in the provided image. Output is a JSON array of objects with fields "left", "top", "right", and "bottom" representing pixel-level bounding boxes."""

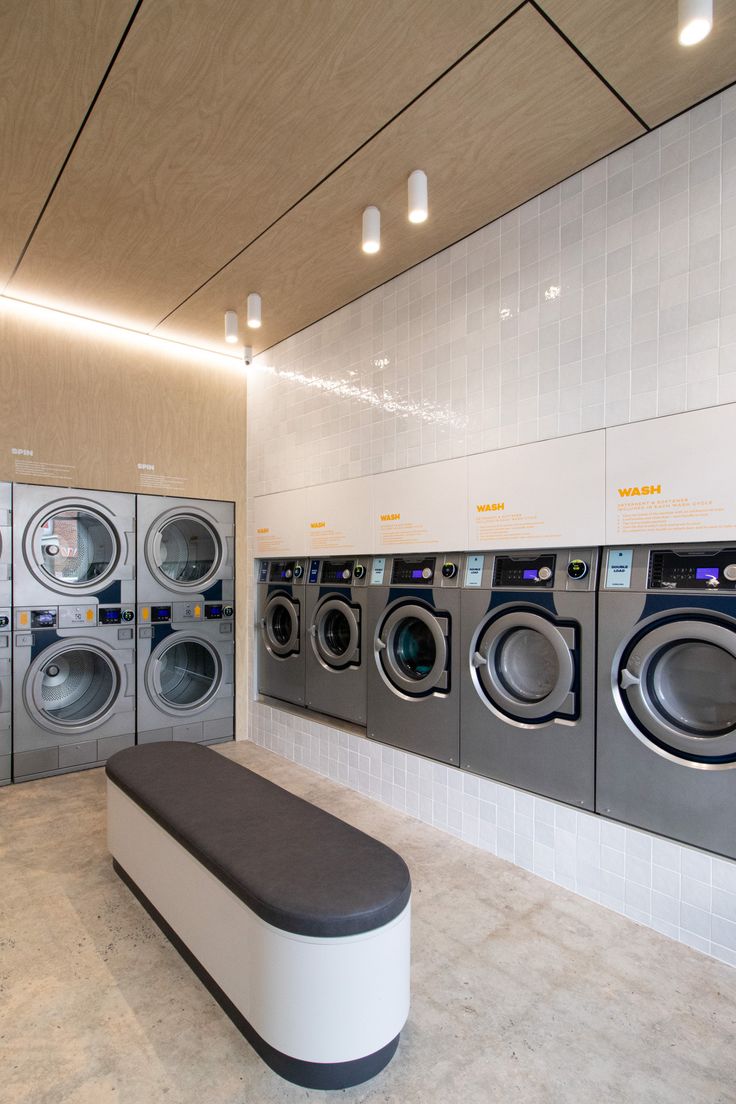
[{"left": 113, "top": 860, "right": 400, "bottom": 1090}]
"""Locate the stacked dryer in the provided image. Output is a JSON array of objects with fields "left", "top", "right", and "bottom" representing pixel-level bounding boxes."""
[
  {"left": 136, "top": 496, "right": 235, "bottom": 746},
  {"left": 0, "top": 483, "right": 11, "bottom": 784},
  {"left": 12, "top": 484, "right": 136, "bottom": 781}
]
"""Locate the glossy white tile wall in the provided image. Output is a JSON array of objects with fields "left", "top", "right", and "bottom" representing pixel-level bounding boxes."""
[{"left": 246, "top": 87, "right": 736, "bottom": 967}]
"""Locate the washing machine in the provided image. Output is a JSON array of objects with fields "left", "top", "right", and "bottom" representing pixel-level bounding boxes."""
[
  {"left": 597, "top": 544, "right": 736, "bottom": 860},
  {"left": 257, "top": 559, "right": 307, "bottom": 707},
  {"left": 12, "top": 601, "right": 135, "bottom": 781},
  {"left": 367, "top": 553, "right": 461, "bottom": 765},
  {"left": 136, "top": 599, "right": 234, "bottom": 745},
  {"left": 459, "top": 549, "right": 598, "bottom": 809},
  {"left": 305, "top": 556, "right": 370, "bottom": 725},
  {"left": 0, "top": 482, "right": 11, "bottom": 784},
  {"left": 136, "top": 495, "right": 234, "bottom": 605},
  {"left": 12, "top": 483, "right": 135, "bottom": 609}
]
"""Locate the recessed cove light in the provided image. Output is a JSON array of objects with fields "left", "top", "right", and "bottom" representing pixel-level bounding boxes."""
[{"left": 678, "top": 0, "right": 712, "bottom": 45}]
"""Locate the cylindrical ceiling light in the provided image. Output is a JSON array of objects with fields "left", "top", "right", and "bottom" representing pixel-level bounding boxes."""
[
  {"left": 362, "top": 206, "right": 381, "bottom": 253},
  {"left": 678, "top": 0, "right": 712, "bottom": 45},
  {"left": 408, "top": 169, "right": 428, "bottom": 223},
  {"left": 224, "top": 309, "right": 238, "bottom": 344},
  {"left": 246, "top": 292, "right": 262, "bottom": 329}
]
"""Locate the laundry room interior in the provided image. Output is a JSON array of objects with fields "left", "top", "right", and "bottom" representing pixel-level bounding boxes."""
[{"left": 4, "top": 2, "right": 736, "bottom": 1102}]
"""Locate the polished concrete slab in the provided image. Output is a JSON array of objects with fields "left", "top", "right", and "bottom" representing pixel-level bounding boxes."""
[{"left": 3, "top": 741, "right": 735, "bottom": 1104}]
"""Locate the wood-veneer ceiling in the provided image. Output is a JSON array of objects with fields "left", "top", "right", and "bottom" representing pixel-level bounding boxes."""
[{"left": 3, "top": 0, "right": 736, "bottom": 356}]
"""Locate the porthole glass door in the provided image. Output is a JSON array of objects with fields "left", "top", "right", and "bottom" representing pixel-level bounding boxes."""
[
  {"left": 313, "top": 598, "right": 360, "bottom": 669},
  {"left": 149, "top": 515, "right": 221, "bottom": 588},
  {"left": 31, "top": 509, "right": 118, "bottom": 589},
  {"left": 28, "top": 644, "right": 120, "bottom": 731},
  {"left": 154, "top": 638, "right": 221, "bottom": 710},
  {"left": 376, "top": 603, "right": 449, "bottom": 696}
]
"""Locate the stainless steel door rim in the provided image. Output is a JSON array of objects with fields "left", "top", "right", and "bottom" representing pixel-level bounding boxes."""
[
  {"left": 375, "top": 602, "right": 449, "bottom": 696},
  {"left": 25, "top": 641, "right": 121, "bottom": 733},
  {"left": 262, "top": 593, "right": 300, "bottom": 657},
  {"left": 145, "top": 510, "right": 222, "bottom": 590},
  {"left": 311, "top": 597, "right": 360, "bottom": 669},
  {"left": 24, "top": 503, "right": 120, "bottom": 593},
  {"left": 146, "top": 634, "right": 222, "bottom": 714}
]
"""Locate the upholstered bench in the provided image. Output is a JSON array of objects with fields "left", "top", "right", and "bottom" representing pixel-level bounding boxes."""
[{"left": 105, "top": 743, "right": 411, "bottom": 1089}]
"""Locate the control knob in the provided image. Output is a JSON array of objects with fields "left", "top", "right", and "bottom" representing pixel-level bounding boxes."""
[
  {"left": 293, "top": 565, "right": 303, "bottom": 579},
  {"left": 284, "top": 567, "right": 293, "bottom": 580},
  {"left": 122, "top": 609, "right": 134, "bottom": 622},
  {"left": 442, "top": 562, "right": 457, "bottom": 579},
  {"left": 567, "top": 559, "right": 588, "bottom": 581},
  {"left": 538, "top": 566, "right": 553, "bottom": 582},
  {"left": 0, "top": 615, "right": 8, "bottom": 628},
  {"left": 342, "top": 568, "right": 351, "bottom": 581},
  {"left": 421, "top": 567, "right": 432, "bottom": 580},
  {"left": 223, "top": 605, "right": 234, "bottom": 617},
  {"left": 354, "top": 564, "right": 365, "bottom": 580},
  {"left": 725, "top": 564, "right": 736, "bottom": 582}
]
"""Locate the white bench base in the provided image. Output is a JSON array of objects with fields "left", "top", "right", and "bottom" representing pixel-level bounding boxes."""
[{"left": 107, "top": 780, "right": 411, "bottom": 1088}]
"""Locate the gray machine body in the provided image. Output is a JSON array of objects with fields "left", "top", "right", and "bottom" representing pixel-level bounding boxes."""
[
  {"left": 136, "top": 600, "right": 234, "bottom": 746},
  {"left": 12, "top": 605, "right": 135, "bottom": 781},
  {"left": 257, "top": 560, "right": 307, "bottom": 707},
  {"left": 0, "top": 483, "right": 11, "bottom": 783},
  {"left": 460, "top": 548, "right": 598, "bottom": 809},
  {"left": 366, "top": 553, "right": 461, "bottom": 766},
  {"left": 12, "top": 483, "right": 135, "bottom": 609},
  {"left": 305, "top": 556, "right": 369, "bottom": 726},
  {"left": 136, "top": 495, "right": 234, "bottom": 606},
  {"left": 597, "top": 544, "right": 736, "bottom": 860}
]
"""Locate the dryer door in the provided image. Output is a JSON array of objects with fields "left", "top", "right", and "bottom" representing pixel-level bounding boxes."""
[
  {"left": 25, "top": 642, "right": 124, "bottom": 733},
  {"left": 27, "top": 506, "right": 120, "bottom": 593},
  {"left": 616, "top": 617, "right": 736, "bottom": 765},
  {"left": 471, "top": 610, "right": 576, "bottom": 722},
  {"left": 146, "top": 511, "right": 223, "bottom": 590},
  {"left": 147, "top": 635, "right": 223, "bottom": 715},
  {"left": 311, "top": 597, "right": 360, "bottom": 669},
  {"left": 376, "top": 602, "right": 449, "bottom": 696},
  {"left": 261, "top": 594, "right": 300, "bottom": 657}
]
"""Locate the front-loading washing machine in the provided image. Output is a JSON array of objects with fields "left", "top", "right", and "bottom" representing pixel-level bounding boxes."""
[
  {"left": 12, "top": 601, "right": 136, "bottom": 781},
  {"left": 12, "top": 484, "right": 135, "bottom": 609},
  {"left": 136, "top": 495, "right": 234, "bottom": 605},
  {"left": 460, "top": 548, "right": 598, "bottom": 809},
  {"left": 256, "top": 559, "right": 307, "bottom": 707},
  {"left": 0, "top": 482, "right": 11, "bottom": 784},
  {"left": 367, "top": 553, "right": 461, "bottom": 765},
  {"left": 597, "top": 544, "right": 736, "bottom": 860},
  {"left": 136, "top": 599, "right": 234, "bottom": 745},
  {"left": 305, "top": 556, "right": 370, "bottom": 725}
]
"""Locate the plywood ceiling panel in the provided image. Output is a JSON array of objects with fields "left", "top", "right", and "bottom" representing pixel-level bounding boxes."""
[
  {"left": 8, "top": 0, "right": 518, "bottom": 330},
  {"left": 0, "top": 0, "right": 137, "bottom": 287},
  {"left": 539, "top": 0, "right": 736, "bottom": 127},
  {"left": 156, "top": 5, "right": 644, "bottom": 355}
]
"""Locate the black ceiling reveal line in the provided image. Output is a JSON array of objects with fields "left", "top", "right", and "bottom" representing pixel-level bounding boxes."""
[
  {"left": 528, "top": 0, "right": 651, "bottom": 131},
  {"left": 152, "top": 0, "right": 530, "bottom": 332},
  {"left": 7, "top": 0, "right": 146, "bottom": 285}
]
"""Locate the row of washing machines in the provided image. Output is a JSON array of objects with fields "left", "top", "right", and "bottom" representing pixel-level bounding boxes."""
[
  {"left": 0, "top": 483, "right": 235, "bottom": 785},
  {"left": 257, "top": 545, "right": 736, "bottom": 862}
]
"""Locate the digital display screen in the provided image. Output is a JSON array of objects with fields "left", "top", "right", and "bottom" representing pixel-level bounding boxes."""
[
  {"left": 411, "top": 569, "right": 424, "bottom": 579},
  {"left": 99, "top": 608, "right": 121, "bottom": 625},
  {"left": 321, "top": 560, "right": 354, "bottom": 584},
  {"left": 152, "top": 606, "right": 171, "bottom": 623},
  {"left": 205, "top": 605, "right": 223, "bottom": 620},
  {"left": 522, "top": 569, "right": 538, "bottom": 580},
  {"left": 269, "top": 561, "right": 294, "bottom": 582},
  {"left": 391, "top": 557, "right": 435, "bottom": 585},
  {"left": 696, "top": 567, "right": 719, "bottom": 581},
  {"left": 32, "top": 609, "right": 56, "bottom": 628}
]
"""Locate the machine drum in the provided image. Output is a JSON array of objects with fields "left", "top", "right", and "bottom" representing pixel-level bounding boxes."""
[
  {"left": 39, "top": 647, "right": 118, "bottom": 725},
  {"left": 496, "top": 627, "right": 560, "bottom": 704},
  {"left": 156, "top": 516, "right": 219, "bottom": 584},
  {"left": 322, "top": 609, "right": 351, "bottom": 657},
  {"left": 158, "top": 639, "right": 219, "bottom": 708},
  {"left": 395, "top": 617, "right": 436, "bottom": 681},
  {"left": 646, "top": 641, "right": 736, "bottom": 737}
]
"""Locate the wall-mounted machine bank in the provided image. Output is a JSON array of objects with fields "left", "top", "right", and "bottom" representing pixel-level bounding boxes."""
[
  {"left": 0, "top": 483, "right": 11, "bottom": 785},
  {"left": 367, "top": 554, "right": 461, "bottom": 765},
  {"left": 460, "top": 549, "right": 598, "bottom": 809},
  {"left": 305, "top": 557, "right": 369, "bottom": 726},
  {"left": 597, "top": 545, "right": 736, "bottom": 861},
  {"left": 257, "top": 559, "right": 307, "bottom": 707}
]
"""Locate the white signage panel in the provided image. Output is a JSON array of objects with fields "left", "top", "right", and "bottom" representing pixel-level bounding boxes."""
[
  {"left": 253, "top": 489, "right": 307, "bottom": 556},
  {"left": 605, "top": 405, "right": 736, "bottom": 544},
  {"left": 372, "top": 459, "right": 468, "bottom": 552},
  {"left": 305, "top": 477, "right": 372, "bottom": 554},
  {"left": 467, "top": 431, "right": 605, "bottom": 549}
]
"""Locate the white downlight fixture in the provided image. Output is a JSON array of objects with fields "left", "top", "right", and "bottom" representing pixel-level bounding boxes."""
[
  {"left": 362, "top": 206, "right": 381, "bottom": 254},
  {"left": 224, "top": 309, "right": 238, "bottom": 344},
  {"left": 678, "top": 0, "right": 713, "bottom": 45},
  {"left": 408, "top": 169, "right": 428, "bottom": 224},
  {"left": 247, "top": 292, "right": 262, "bottom": 329}
]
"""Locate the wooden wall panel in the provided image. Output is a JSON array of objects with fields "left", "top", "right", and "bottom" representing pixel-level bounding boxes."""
[
  {"left": 540, "top": 0, "right": 736, "bottom": 127},
  {"left": 157, "top": 5, "right": 643, "bottom": 354},
  {"left": 9, "top": 0, "right": 517, "bottom": 330},
  {"left": 0, "top": 0, "right": 136, "bottom": 287}
]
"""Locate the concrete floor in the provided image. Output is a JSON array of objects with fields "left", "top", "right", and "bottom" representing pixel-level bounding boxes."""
[{"left": 3, "top": 743, "right": 736, "bottom": 1104}]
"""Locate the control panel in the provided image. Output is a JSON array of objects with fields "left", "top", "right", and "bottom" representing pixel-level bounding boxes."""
[
  {"left": 385, "top": 554, "right": 461, "bottom": 587},
  {"left": 267, "top": 559, "right": 304, "bottom": 583},
  {"left": 648, "top": 548, "right": 736, "bottom": 591},
  {"left": 99, "top": 606, "right": 135, "bottom": 626},
  {"left": 464, "top": 549, "right": 597, "bottom": 590},
  {"left": 321, "top": 559, "right": 354, "bottom": 584},
  {"left": 0, "top": 607, "right": 10, "bottom": 630},
  {"left": 493, "top": 555, "right": 556, "bottom": 588},
  {"left": 205, "top": 603, "right": 234, "bottom": 620}
]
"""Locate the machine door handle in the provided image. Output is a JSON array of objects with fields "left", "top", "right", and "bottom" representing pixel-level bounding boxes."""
[
  {"left": 620, "top": 668, "right": 640, "bottom": 690},
  {"left": 309, "top": 625, "right": 317, "bottom": 637},
  {"left": 376, "top": 638, "right": 386, "bottom": 651},
  {"left": 260, "top": 618, "right": 266, "bottom": 628},
  {"left": 471, "top": 650, "right": 486, "bottom": 669}
]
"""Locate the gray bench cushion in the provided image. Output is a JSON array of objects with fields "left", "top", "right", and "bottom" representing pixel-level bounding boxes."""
[{"left": 106, "top": 743, "right": 411, "bottom": 938}]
